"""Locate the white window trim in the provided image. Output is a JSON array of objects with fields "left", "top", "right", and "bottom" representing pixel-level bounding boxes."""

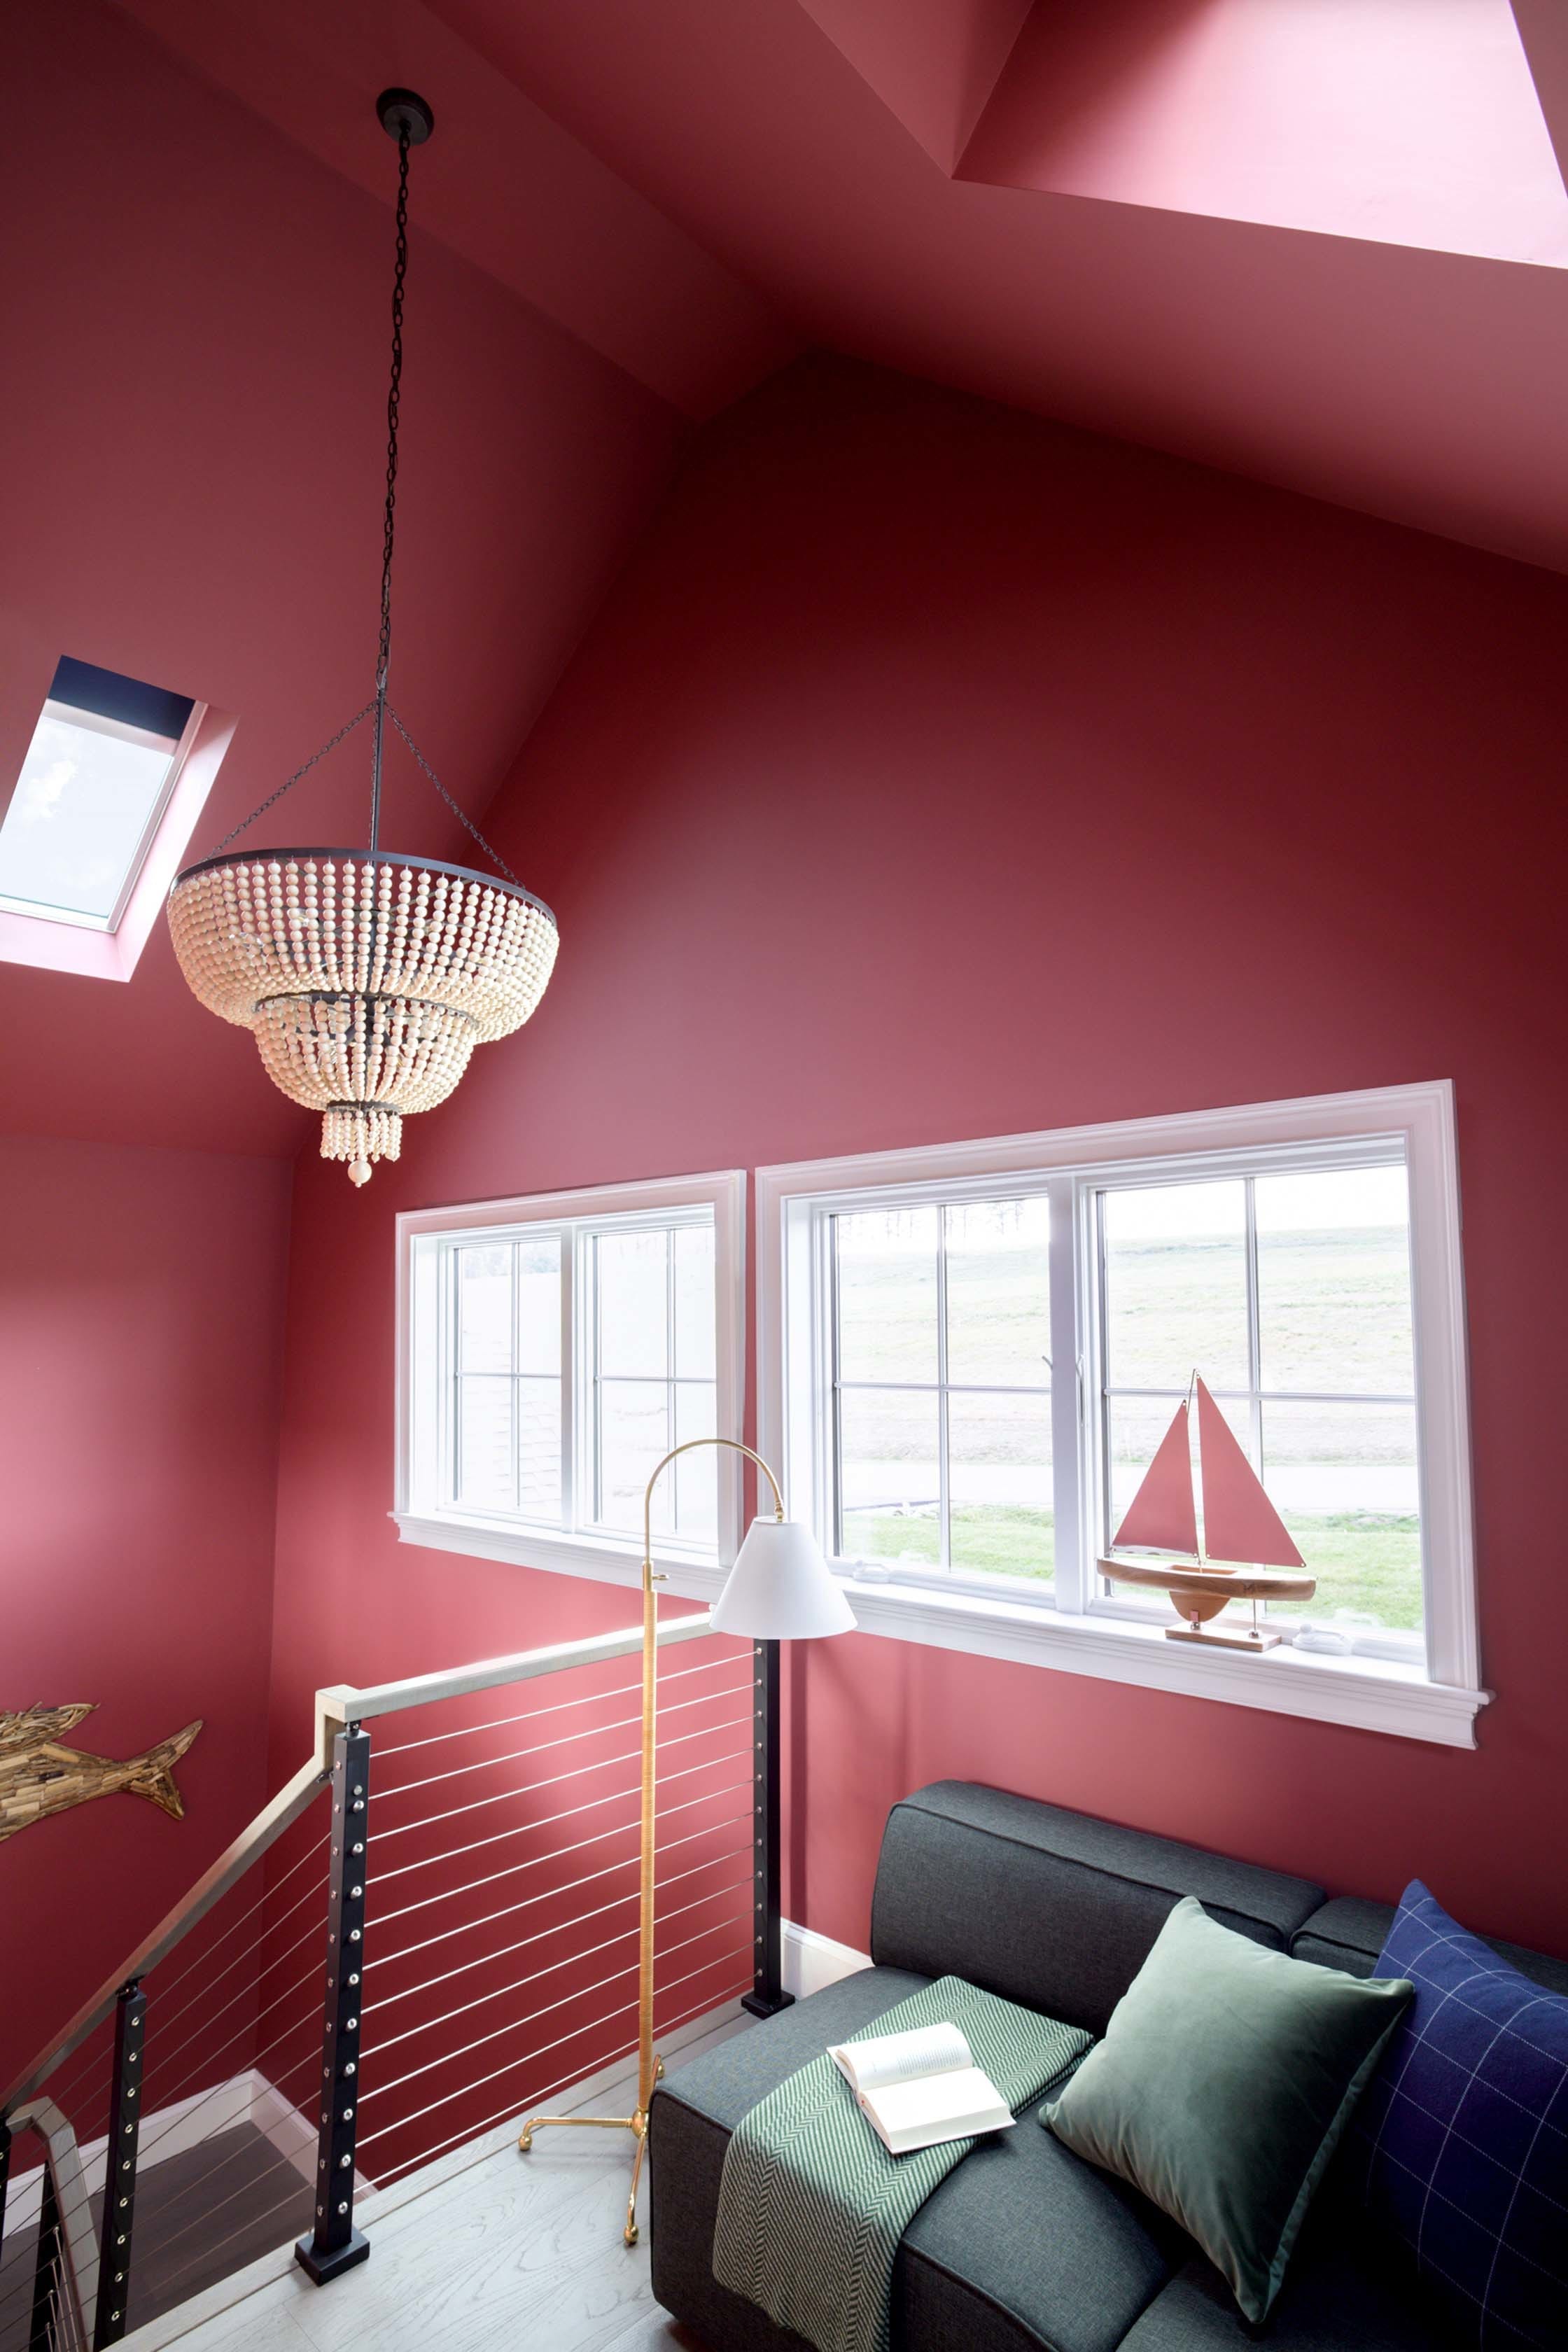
[
  {"left": 395, "top": 1169, "right": 747, "bottom": 1598},
  {"left": 757, "top": 1084, "right": 1488, "bottom": 1749}
]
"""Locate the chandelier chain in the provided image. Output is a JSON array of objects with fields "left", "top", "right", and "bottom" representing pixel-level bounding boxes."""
[
  {"left": 387, "top": 708, "right": 524, "bottom": 888},
  {"left": 207, "top": 702, "right": 377, "bottom": 855},
  {"left": 369, "top": 123, "right": 411, "bottom": 854}
]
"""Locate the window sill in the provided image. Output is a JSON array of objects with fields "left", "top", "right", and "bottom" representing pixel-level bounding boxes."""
[
  {"left": 395, "top": 1513, "right": 1488, "bottom": 1749},
  {"left": 393, "top": 1510, "right": 730, "bottom": 1603},
  {"left": 834, "top": 1574, "right": 1490, "bottom": 1749}
]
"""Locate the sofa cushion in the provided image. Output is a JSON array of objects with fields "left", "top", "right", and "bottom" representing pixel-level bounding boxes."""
[
  {"left": 872, "top": 1783, "right": 1324, "bottom": 2036},
  {"left": 650, "top": 1967, "right": 1184, "bottom": 2352},
  {"left": 1118, "top": 2241, "right": 1462, "bottom": 2351},
  {"left": 1349, "top": 1882, "right": 1568, "bottom": 2351},
  {"left": 1292, "top": 1895, "right": 1568, "bottom": 1998},
  {"left": 1044, "top": 1898, "right": 1412, "bottom": 2325}
]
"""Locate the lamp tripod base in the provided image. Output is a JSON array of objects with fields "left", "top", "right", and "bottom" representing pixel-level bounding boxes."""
[{"left": 518, "top": 2059, "right": 664, "bottom": 2246}]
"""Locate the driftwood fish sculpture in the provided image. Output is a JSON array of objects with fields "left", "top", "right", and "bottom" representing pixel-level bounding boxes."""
[{"left": 0, "top": 1704, "right": 202, "bottom": 1842}]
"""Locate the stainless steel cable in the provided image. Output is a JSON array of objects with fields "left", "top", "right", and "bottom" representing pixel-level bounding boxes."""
[
  {"left": 372, "top": 1812, "right": 749, "bottom": 1933},
  {"left": 363, "top": 1882, "right": 748, "bottom": 2064},
  {"left": 372, "top": 1676, "right": 752, "bottom": 1801},
  {"left": 144, "top": 1826, "right": 330, "bottom": 2009},
  {"left": 361, "top": 1865, "right": 749, "bottom": 2020},
  {"left": 374, "top": 1757, "right": 748, "bottom": 1896},
  {"left": 122, "top": 1949, "right": 327, "bottom": 2178},
  {"left": 372, "top": 1708, "right": 751, "bottom": 1842},
  {"left": 142, "top": 1866, "right": 330, "bottom": 2061},
  {"left": 356, "top": 1938, "right": 750, "bottom": 2150},
  {"left": 363, "top": 1837, "right": 749, "bottom": 1977},
  {"left": 139, "top": 1903, "right": 328, "bottom": 2105},
  {"left": 371, "top": 1648, "right": 744, "bottom": 1758},
  {"left": 365, "top": 1978, "right": 747, "bottom": 2185}
]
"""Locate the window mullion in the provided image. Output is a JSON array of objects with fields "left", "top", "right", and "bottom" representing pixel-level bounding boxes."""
[
  {"left": 587, "top": 1231, "right": 602, "bottom": 1529},
  {"left": 1049, "top": 1175, "right": 1086, "bottom": 1613},
  {"left": 936, "top": 1209, "right": 951, "bottom": 1572},
  {"left": 827, "top": 1216, "right": 844, "bottom": 1560},
  {"left": 442, "top": 1242, "right": 458, "bottom": 1509},
  {"left": 1245, "top": 1176, "right": 1263, "bottom": 1471},
  {"left": 665, "top": 1226, "right": 677, "bottom": 1539},
  {"left": 559, "top": 1226, "right": 576, "bottom": 1535},
  {"left": 507, "top": 1241, "right": 520, "bottom": 1516}
]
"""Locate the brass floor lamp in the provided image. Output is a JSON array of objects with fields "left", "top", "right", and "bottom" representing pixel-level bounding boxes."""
[{"left": 517, "top": 1437, "right": 854, "bottom": 2243}]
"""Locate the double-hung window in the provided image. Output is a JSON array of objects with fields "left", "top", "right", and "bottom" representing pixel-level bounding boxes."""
[
  {"left": 398, "top": 1171, "right": 746, "bottom": 1592},
  {"left": 760, "top": 1085, "right": 1483, "bottom": 1746}
]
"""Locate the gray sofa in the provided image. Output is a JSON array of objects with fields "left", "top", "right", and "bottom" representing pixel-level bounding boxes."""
[{"left": 649, "top": 1781, "right": 1568, "bottom": 2351}]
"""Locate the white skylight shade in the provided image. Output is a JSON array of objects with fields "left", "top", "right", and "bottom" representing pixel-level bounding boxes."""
[{"left": 0, "top": 702, "right": 182, "bottom": 929}]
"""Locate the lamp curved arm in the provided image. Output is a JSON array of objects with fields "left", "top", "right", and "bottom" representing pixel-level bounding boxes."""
[{"left": 643, "top": 1437, "right": 784, "bottom": 1583}]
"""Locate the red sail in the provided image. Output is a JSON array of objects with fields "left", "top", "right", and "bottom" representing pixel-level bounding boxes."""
[
  {"left": 1196, "top": 1380, "right": 1304, "bottom": 1567},
  {"left": 1112, "top": 1402, "right": 1198, "bottom": 1557}
]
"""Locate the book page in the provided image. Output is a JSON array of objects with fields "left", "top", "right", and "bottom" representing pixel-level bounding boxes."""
[
  {"left": 830, "top": 2020, "right": 972, "bottom": 2096},
  {"left": 861, "top": 2066, "right": 1015, "bottom": 2154}
]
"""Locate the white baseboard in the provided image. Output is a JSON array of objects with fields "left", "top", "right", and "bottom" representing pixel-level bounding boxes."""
[{"left": 780, "top": 1919, "right": 871, "bottom": 1999}]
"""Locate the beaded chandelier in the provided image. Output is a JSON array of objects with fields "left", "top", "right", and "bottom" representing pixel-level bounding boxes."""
[{"left": 167, "top": 91, "right": 558, "bottom": 1186}]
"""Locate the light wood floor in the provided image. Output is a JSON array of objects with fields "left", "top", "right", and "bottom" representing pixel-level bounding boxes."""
[{"left": 118, "top": 2005, "right": 752, "bottom": 2352}]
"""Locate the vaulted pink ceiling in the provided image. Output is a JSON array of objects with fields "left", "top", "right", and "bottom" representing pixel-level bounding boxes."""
[
  {"left": 107, "top": 0, "right": 1568, "bottom": 570},
  {"left": 426, "top": 0, "right": 1568, "bottom": 572}
]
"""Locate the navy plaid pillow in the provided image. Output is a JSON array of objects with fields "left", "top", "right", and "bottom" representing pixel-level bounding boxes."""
[{"left": 1352, "top": 1881, "right": 1568, "bottom": 2349}]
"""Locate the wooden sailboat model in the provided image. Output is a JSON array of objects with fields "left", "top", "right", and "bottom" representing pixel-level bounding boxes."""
[{"left": 1100, "top": 1377, "right": 1315, "bottom": 1651}]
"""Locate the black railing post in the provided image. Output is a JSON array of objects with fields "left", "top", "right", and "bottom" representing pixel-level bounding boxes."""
[
  {"left": 742, "top": 1638, "right": 792, "bottom": 2020},
  {"left": 296, "top": 1724, "right": 372, "bottom": 2285},
  {"left": 29, "top": 2166, "right": 59, "bottom": 2352},
  {"left": 0, "top": 2116, "right": 10, "bottom": 2272},
  {"left": 94, "top": 1980, "right": 147, "bottom": 2346}
]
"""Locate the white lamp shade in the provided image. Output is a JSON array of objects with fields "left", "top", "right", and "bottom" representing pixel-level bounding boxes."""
[{"left": 710, "top": 1518, "right": 856, "bottom": 1640}]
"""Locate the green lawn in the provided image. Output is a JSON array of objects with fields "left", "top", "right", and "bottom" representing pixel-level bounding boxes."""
[
  {"left": 1264, "top": 1513, "right": 1422, "bottom": 1629},
  {"left": 849, "top": 1504, "right": 1420, "bottom": 1628},
  {"left": 854, "top": 1503, "right": 1055, "bottom": 1582}
]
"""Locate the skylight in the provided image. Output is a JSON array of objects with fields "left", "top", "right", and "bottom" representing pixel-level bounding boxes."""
[{"left": 0, "top": 656, "right": 197, "bottom": 932}]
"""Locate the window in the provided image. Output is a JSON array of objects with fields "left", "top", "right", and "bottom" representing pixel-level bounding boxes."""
[
  {"left": 398, "top": 1172, "right": 746, "bottom": 1592},
  {"left": 1096, "top": 1163, "right": 1420, "bottom": 1642},
  {"left": 0, "top": 656, "right": 232, "bottom": 983},
  {"left": 830, "top": 1196, "right": 1054, "bottom": 1595},
  {"left": 0, "top": 657, "right": 199, "bottom": 930},
  {"left": 761, "top": 1086, "right": 1483, "bottom": 1746}
]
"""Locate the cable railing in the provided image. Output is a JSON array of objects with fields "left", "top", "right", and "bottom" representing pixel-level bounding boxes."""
[{"left": 0, "top": 1609, "right": 773, "bottom": 2350}]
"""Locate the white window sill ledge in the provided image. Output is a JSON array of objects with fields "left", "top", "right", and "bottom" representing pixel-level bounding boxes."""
[
  {"left": 394, "top": 1513, "right": 1490, "bottom": 1750},
  {"left": 838, "top": 1574, "right": 1489, "bottom": 1748},
  {"left": 393, "top": 1510, "right": 732, "bottom": 1602}
]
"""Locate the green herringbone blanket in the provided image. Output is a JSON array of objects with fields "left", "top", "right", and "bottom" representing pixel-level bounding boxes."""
[{"left": 710, "top": 1977, "right": 1091, "bottom": 2352}]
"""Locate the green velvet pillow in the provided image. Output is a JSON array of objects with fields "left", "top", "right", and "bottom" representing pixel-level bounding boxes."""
[{"left": 1044, "top": 1896, "right": 1412, "bottom": 2325}]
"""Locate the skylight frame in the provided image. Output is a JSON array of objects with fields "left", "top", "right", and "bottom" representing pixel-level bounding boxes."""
[{"left": 0, "top": 692, "right": 208, "bottom": 937}]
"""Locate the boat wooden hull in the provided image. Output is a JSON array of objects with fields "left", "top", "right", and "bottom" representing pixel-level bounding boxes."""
[{"left": 1097, "top": 1558, "right": 1316, "bottom": 1653}]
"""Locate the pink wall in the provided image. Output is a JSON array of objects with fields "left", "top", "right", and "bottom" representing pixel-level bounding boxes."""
[
  {"left": 270, "top": 354, "right": 1568, "bottom": 1966},
  {"left": 0, "top": 1136, "right": 290, "bottom": 2090}
]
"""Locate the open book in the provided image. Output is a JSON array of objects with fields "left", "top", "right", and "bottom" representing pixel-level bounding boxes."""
[{"left": 829, "top": 2019, "right": 1016, "bottom": 2155}]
